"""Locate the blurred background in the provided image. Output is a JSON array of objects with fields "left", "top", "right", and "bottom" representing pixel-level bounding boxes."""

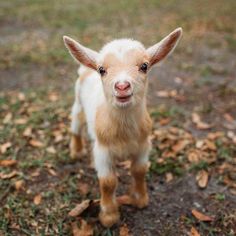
[{"left": 0, "top": 1, "right": 236, "bottom": 235}]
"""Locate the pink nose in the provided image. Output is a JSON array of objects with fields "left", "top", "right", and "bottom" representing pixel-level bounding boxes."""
[{"left": 115, "top": 81, "right": 131, "bottom": 91}]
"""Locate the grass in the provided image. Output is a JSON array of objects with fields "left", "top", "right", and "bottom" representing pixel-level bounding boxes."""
[{"left": 1, "top": 0, "right": 236, "bottom": 235}]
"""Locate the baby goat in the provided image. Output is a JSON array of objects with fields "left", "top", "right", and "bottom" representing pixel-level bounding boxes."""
[{"left": 63, "top": 28, "right": 182, "bottom": 227}]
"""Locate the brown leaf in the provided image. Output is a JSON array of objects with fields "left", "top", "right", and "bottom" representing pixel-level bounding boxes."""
[
  {"left": 46, "top": 146, "right": 56, "bottom": 154},
  {"left": 207, "top": 132, "right": 224, "bottom": 140},
  {"left": 23, "top": 127, "right": 32, "bottom": 137},
  {"left": 0, "top": 170, "right": 18, "bottom": 179},
  {"left": 119, "top": 223, "right": 130, "bottom": 236},
  {"left": 159, "top": 118, "right": 171, "bottom": 126},
  {"left": 15, "top": 180, "right": 24, "bottom": 190},
  {"left": 34, "top": 194, "right": 42, "bottom": 205},
  {"left": 29, "top": 139, "right": 44, "bottom": 147},
  {"left": 47, "top": 168, "right": 57, "bottom": 176},
  {"left": 190, "top": 227, "right": 201, "bottom": 236},
  {"left": 172, "top": 140, "right": 189, "bottom": 153},
  {"left": 0, "top": 142, "right": 12, "bottom": 154},
  {"left": 224, "top": 113, "right": 234, "bottom": 122},
  {"left": 3, "top": 112, "right": 12, "bottom": 124},
  {"left": 156, "top": 90, "right": 169, "bottom": 98},
  {"left": 48, "top": 92, "right": 59, "bottom": 102},
  {"left": 204, "top": 140, "right": 216, "bottom": 151},
  {"left": 192, "top": 113, "right": 212, "bottom": 130},
  {"left": 165, "top": 172, "right": 174, "bottom": 183},
  {"left": 71, "top": 220, "right": 93, "bottom": 236},
  {"left": 187, "top": 150, "right": 200, "bottom": 163},
  {"left": 14, "top": 118, "right": 28, "bottom": 125},
  {"left": 68, "top": 200, "right": 91, "bottom": 217},
  {"left": 0, "top": 159, "right": 17, "bottom": 167},
  {"left": 196, "top": 170, "right": 209, "bottom": 188},
  {"left": 191, "top": 209, "right": 213, "bottom": 222}
]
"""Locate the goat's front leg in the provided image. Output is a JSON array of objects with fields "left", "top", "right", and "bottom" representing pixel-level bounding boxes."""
[
  {"left": 94, "top": 142, "right": 119, "bottom": 227},
  {"left": 130, "top": 143, "right": 150, "bottom": 208}
]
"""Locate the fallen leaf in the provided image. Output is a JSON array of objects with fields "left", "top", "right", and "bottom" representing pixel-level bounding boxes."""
[
  {"left": 172, "top": 140, "right": 189, "bottom": 153},
  {"left": 48, "top": 92, "right": 59, "bottom": 102},
  {"left": 119, "top": 223, "right": 130, "bottom": 236},
  {"left": 156, "top": 90, "right": 169, "bottom": 98},
  {"left": 192, "top": 113, "right": 212, "bottom": 130},
  {"left": 165, "top": 172, "right": 174, "bottom": 183},
  {"left": 15, "top": 180, "right": 24, "bottom": 190},
  {"left": 47, "top": 168, "right": 57, "bottom": 176},
  {"left": 190, "top": 226, "right": 201, "bottom": 236},
  {"left": 46, "top": 146, "right": 56, "bottom": 154},
  {"left": 0, "top": 142, "right": 12, "bottom": 154},
  {"left": 3, "top": 112, "right": 12, "bottom": 124},
  {"left": 204, "top": 140, "right": 216, "bottom": 151},
  {"left": 68, "top": 200, "right": 91, "bottom": 217},
  {"left": 23, "top": 127, "right": 32, "bottom": 137},
  {"left": 29, "top": 139, "right": 44, "bottom": 147},
  {"left": 224, "top": 113, "right": 234, "bottom": 122},
  {"left": 159, "top": 118, "right": 171, "bottom": 126},
  {"left": 187, "top": 150, "right": 200, "bottom": 163},
  {"left": 0, "top": 170, "right": 18, "bottom": 179},
  {"left": 71, "top": 220, "right": 93, "bottom": 236},
  {"left": 0, "top": 159, "right": 17, "bottom": 167},
  {"left": 34, "top": 194, "right": 42, "bottom": 205},
  {"left": 14, "top": 118, "right": 28, "bottom": 125},
  {"left": 196, "top": 170, "right": 209, "bottom": 188},
  {"left": 191, "top": 209, "right": 213, "bottom": 222},
  {"left": 18, "top": 92, "right": 25, "bottom": 101}
]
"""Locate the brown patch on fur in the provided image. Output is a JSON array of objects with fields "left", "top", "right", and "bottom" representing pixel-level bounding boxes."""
[
  {"left": 96, "top": 106, "right": 152, "bottom": 148},
  {"left": 99, "top": 175, "right": 120, "bottom": 227},
  {"left": 130, "top": 163, "right": 149, "bottom": 208},
  {"left": 70, "top": 134, "right": 85, "bottom": 158}
]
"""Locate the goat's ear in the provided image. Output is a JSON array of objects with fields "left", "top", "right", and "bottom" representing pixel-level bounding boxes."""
[
  {"left": 147, "top": 28, "right": 182, "bottom": 67},
  {"left": 63, "top": 36, "right": 99, "bottom": 70}
]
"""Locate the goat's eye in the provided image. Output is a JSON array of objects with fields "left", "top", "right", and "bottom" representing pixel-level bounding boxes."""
[
  {"left": 140, "top": 63, "right": 148, "bottom": 73},
  {"left": 98, "top": 66, "right": 106, "bottom": 76}
]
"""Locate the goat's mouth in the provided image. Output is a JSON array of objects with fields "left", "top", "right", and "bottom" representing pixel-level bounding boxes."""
[{"left": 115, "top": 94, "right": 132, "bottom": 103}]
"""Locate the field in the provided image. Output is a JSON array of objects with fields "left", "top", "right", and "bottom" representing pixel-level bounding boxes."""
[{"left": 0, "top": 0, "right": 236, "bottom": 235}]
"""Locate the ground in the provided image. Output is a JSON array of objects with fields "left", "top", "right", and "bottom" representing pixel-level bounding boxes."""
[{"left": 0, "top": 0, "right": 236, "bottom": 235}]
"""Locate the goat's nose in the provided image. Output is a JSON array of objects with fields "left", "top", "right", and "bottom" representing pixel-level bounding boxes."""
[{"left": 115, "top": 81, "right": 131, "bottom": 91}]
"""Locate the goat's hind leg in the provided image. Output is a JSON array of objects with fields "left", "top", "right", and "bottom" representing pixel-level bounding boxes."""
[{"left": 70, "top": 100, "right": 86, "bottom": 159}]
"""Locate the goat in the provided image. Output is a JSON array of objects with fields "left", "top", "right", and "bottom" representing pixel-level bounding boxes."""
[{"left": 63, "top": 28, "right": 182, "bottom": 227}]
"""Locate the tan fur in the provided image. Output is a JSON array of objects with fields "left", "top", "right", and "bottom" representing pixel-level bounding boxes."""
[
  {"left": 99, "top": 175, "right": 120, "bottom": 227},
  {"left": 70, "top": 112, "right": 86, "bottom": 158},
  {"left": 130, "top": 163, "right": 149, "bottom": 208},
  {"left": 95, "top": 105, "right": 152, "bottom": 159}
]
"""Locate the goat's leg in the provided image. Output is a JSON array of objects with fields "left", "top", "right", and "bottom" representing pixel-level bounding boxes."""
[
  {"left": 130, "top": 145, "right": 150, "bottom": 208},
  {"left": 70, "top": 101, "right": 86, "bottom": 159},
  {"left": 94, "top": 142, "right": 119, "bottom": 227}
]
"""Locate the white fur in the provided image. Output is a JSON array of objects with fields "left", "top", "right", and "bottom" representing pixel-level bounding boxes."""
[
  {"left": 93, "top": 141, "right": 113, "bottom": 177},
  {"left": 98, "top": 39, "right": 145, "bottom": 62}
]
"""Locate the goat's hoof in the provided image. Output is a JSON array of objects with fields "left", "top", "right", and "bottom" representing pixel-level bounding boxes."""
[
  {"left": 132, "top": 194, "right": 149, "bottom": 209},
  {"left": 99, "top": 211, "right": 120, "bottom": 228},
  {"left": 70, "top": 148, "right": 87, "bottom": 159}
]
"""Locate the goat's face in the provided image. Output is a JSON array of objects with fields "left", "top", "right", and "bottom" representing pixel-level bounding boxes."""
[
  {"left": 63, "top": 28, "right": 182, "bottom": 109},
  {"left": 97, "top": 46, "right": 150, "bottom": 108}
]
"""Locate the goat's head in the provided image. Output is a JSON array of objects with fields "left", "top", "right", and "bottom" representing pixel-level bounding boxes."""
[{"left": 63, "top": 28, "right": 182, "bottom": 109}]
